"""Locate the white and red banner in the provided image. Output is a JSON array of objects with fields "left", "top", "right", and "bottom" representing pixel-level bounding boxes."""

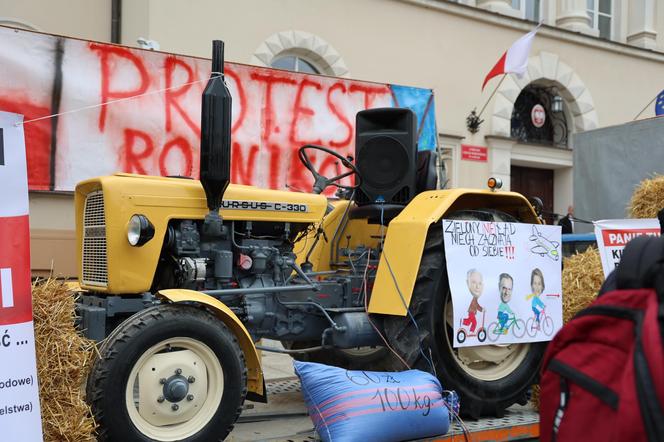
[
  {"left": 443, "top": 220, "right": 562, "bottom": 348},
  {"left": 0, "top": 111, "right": 43, "bottom": 441},
  {"left": 594, "top": 219, "right": 661, "bottom": 277},
  {"left": 0, "top": 26, "right": 437, "bottom": 194}
]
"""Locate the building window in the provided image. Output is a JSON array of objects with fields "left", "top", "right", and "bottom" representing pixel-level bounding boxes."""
[
  {"left": 587, "top": 0, "right": 612, "bottom": 39},
  {"left": 510, "top": 84, "right": 568, "bottom": 148},
  {"left": 252, "top": 30, "right": 349, "bottom": 77},
  {"left": 270, "top": 55, "right": 320, "bottom": 74},
  {"left": 525, "top": 0, "right": 541, "bottom": 22},
  {"left": 512, "top": 0, "right": 541, "bottom": 22}
]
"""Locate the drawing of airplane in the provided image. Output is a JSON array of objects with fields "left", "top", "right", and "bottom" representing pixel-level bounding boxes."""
[{"left": 529, "top": 225, "right": 560, "bottom": 261}]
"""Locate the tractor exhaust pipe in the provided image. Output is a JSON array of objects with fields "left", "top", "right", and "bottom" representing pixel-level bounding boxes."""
[{"left": 200, "top": 40, "right": 232, "bottom": 213}]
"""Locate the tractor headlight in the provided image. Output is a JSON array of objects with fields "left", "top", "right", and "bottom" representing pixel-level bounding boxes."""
[{"left": 127, "top": 214, "right": 155, "bottom": 247}]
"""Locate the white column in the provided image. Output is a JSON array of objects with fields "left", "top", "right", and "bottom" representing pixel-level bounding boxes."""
[
  {"left": 485, "top": 136, "right": 515, "bottom": 191},
  {"left": 556, "top": 0, "right": 598, "bottom": 37},
  {"left": 476, "top": 0, "right": 521, "bottom": 18},
  {"left": 627, "top": 0, "right": 657, "bottom": 49}
]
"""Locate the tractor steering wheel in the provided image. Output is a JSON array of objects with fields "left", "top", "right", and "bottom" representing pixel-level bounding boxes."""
[{"left": 298, "top": 144, "right": 362, "bottom": 194}]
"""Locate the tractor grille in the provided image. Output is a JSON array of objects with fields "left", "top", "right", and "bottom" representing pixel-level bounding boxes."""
[{"left": 82, "top": 190, "right": 108, "bottom": 287}]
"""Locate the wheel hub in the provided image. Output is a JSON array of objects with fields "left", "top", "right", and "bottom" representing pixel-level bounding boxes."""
[
  {"left": 162, "top": 374, "right": 189, "bottom": 403},
  {"left": 133, "top": 348, "right": 209, "bottom": 427}
]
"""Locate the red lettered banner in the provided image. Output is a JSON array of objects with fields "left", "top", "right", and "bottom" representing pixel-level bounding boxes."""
[
  {"left": 594, "top": 219, "right": 661, "bottom": 277},
  {"left": 0, "top": 215, "right": 32, "bottom": 326},
  {"left": 601, "top": 228, "right": 660, "bottom": 247}
]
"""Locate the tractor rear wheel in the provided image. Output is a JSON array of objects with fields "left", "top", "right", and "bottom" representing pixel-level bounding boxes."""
[
  {"left": 86, "top": 304, "right": 247, "bottom": 441},
  {"left": 383, "top": 216, "right": 546, "bottom": 418}
]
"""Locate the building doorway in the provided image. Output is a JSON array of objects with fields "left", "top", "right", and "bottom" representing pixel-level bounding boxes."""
[{"left": 511, "top": 165, "right": 554, "bottom": 224}]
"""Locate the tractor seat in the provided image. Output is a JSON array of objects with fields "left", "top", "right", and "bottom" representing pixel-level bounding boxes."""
[{"left": 349, "top": 150, "right": 438, "bottom": 224}]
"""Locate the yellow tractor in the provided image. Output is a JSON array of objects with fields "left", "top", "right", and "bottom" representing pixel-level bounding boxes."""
[{"left": 77, "top": 41, "right": 544, "bottom": 441}]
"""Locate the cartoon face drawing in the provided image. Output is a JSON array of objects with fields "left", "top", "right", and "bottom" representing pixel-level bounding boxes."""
[
  {"left": 467, "top": 270, "right": 483, "bottom": 299},
  {"left": 499, "top": 275, "right": 513, "bottom": 303},
  {"left": 532, "top": 272, "right": 544, "bottom": 296}
]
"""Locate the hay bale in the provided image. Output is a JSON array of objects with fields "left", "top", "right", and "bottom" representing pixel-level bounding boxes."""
[
  {"left": 531, "top": 385, "right": 540, "bottom": 412},
  {"left": 33, "top": 278, "right": 97, "bottom": 442},
  {"left": 628, "top": 174, "right": 664, "bottom": 219},
  {"left": 561, "top": 246, "right": 604, "bottom": 323},
  {"left": 531, "top": 246, "right": 604, "bottom": 410}
]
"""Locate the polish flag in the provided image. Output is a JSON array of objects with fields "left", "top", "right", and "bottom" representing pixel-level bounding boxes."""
[{"left": 482, "top": 26, "right": 540, "bottom": 90}]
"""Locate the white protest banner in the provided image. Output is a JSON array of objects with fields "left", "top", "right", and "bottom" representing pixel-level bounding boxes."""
[
  {"left": 443, "top": 220, "right": 562, "bottom": 348},
  {"left": 0, "top": 111, "right": 43, "bottom": 441},
  {"left": 594, "top": 219, "right": 660, "bottom": 278},
  {"left": 0, "top": 26, "right": 436, "bottom": 193}
]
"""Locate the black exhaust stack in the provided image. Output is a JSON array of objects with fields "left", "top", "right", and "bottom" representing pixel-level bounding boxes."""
[{"left": 200, "top": 40, "right": 231, "bottom": 213}]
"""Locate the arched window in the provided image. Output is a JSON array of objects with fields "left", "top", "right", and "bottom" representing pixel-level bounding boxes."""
[
  {"left": 271, "top": 54, "right": 321, "bottom": 74},
  {"left": 252, "top": 30, "right": 349, "bottom": 77},
  {"left": 510, "top": 84, "right": 568, "bottom": 148}
]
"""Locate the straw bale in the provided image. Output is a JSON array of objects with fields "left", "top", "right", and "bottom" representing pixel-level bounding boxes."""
[
  {"left": 628, "top": 174, "right": 664, "bottom": 219},
  {"left": 561, "top": 246, "right": 604, "bottom": 323},
  {"left": 33, "top": 278, "right": 97, "bottom": 442}
]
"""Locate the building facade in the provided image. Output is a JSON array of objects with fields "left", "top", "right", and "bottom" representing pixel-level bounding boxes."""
[{"left": 1, "top": 0, "right": 663, "bottom": 274}]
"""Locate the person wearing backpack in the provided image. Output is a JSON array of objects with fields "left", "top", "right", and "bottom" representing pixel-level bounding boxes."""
[{"left": 539, "top": 235, "right": 664, "bottom": 441}]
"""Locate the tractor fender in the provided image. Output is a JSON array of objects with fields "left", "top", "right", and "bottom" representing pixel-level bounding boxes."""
[
  {"left": 367, "top": 189, "right": 538, "bottom": 316},
  {"left": 157, "top": 289, "right": 266, "bottom": 402}
]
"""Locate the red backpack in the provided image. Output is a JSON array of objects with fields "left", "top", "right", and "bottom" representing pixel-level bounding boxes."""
[{"left": 539, "top": 236, "right": 664, "bottom": 442}]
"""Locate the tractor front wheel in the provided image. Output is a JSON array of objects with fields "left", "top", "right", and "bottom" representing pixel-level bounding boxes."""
[
  {"left": 384, "top": 223, "right": 546, "bottom": 418},
  {"left": 86, "top": 304, "right": 247, "bottom": 441}
]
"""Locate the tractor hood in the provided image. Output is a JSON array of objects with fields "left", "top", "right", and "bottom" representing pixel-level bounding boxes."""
[
  {"left": 78, "top": 173, "right": 328, "bottom": 223},
  {"left": 74, "top": 173, "right": 327, "bottom": 293}
]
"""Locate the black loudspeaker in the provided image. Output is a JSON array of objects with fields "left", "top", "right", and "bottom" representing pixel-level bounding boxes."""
[{"left": 355, "top": 108, "right": 417, "bottom": 205}]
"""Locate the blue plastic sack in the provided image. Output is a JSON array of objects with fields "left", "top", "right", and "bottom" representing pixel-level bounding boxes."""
[{"left": 294, "top": 360, "right": 451, "bottom": 442}]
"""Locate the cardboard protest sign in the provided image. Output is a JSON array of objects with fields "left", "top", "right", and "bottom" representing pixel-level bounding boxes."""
[
  {"left": 594, "top": 219, "right": 661, "bottom": 278},
  {"left": 0, "top": 112, "right": 43, "bottom": 441},
  {"left": 443, "top": 219, "right": 562, "bottom": 348}
]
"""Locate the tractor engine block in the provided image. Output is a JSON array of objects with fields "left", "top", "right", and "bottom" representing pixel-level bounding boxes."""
[{"left": 153, "top": 219, "right": 378, "bottom": 345}]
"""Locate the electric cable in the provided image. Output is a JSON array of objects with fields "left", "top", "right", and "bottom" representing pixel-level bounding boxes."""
[
  {"left": 361, "top": 248, "right": 411, "bottom": 371},
  {"left": 16, "top": 75, "right": 219, "bottom": 127},
  {"left": 378, "top": 205, "right": 472, "bottom": 440},
  {"left": 292, "top": 224, "right": 316, "bottom": 255},
  {"left": 255, "top": 344, "right": 324, "bottom": 354},
  {"left": 329, "top": 190, "right": 355, "bottom": 266},
  {"left": 378, "top": 202, "right": 436, "bottom": 375}
]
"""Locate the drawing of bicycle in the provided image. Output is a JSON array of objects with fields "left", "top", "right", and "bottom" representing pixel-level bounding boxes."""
[
  {"left": 526, "top": 307, "right": 554, "bottom": 337},
  {"left": 487, "top": 315, "right": 526, "bottom": 342}
]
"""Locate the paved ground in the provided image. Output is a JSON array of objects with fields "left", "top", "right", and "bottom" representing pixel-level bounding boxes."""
[{"left": 227, "top": 340, "right": 315, "bottom": 441}]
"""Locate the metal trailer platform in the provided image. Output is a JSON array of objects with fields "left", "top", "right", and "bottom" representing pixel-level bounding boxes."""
[{"left": 229, "top": 376, "right": 540, "bottom": 442}]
